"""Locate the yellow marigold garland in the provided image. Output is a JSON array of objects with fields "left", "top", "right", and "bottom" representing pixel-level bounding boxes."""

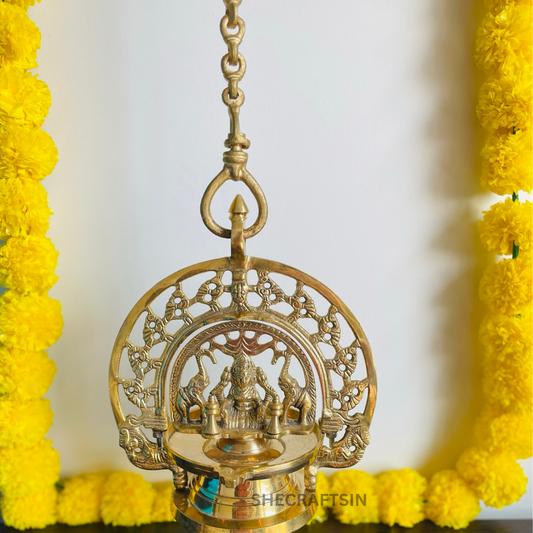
[
  {"left": 0, "top": 290, "right": 63, "bottom": 351},
  {"left": 0, "top": 347, "right": 56, "bottom": 400},
  {"left": 485, "top": 0, "right": 532, "bottom": 13},
  {"left": 57, "top": 472, "right": 109, "bottom": 526},
  {"left": 0, "top": 0, "right": 61, "bottom": 529},
  {"left": 478, "top": 197, "right": 532, "bottom": 254},
  {"left": 375, "top": 468, "right": 427, "bottom": 528},
  {"left": 0, "top": 124, "right": 57, "bottom": 181},
  {"left": 482, "top": 346, "right": 533, "bottom": 411},
  {"left": 424, "top": 470, "right": 481, "bottom": 530},
  {"left": 3, "top": 1, "right": 41, "bottom": 11},
  {"left": 477, "top": 71, "right": 532, "bottom": 132},
  {"left": 465, "top": 0, "right": 532, "bottom": 515},
  {"left": 328, "top": 470, "right": 379, "bottom": 525},
  {"left": 480, "top": 128, "right": 532, "bottom": 194},
  {"left": 0, "top": 178, "right": 51, "bottom": 238},
  {"left": 0, "top": 0, "right": 530, "bottom": 528},
  {"left": 0, "top": 397, "right": 53, "bottom": 447},
  {"left": 0, "top": 235, "right": 58, "bottom": 292},
  {"left": 100, "top": 471, "right": 156, "bottom": 527},
  {"left": 456, "top": 447, "right": 528, "bottom": 508},
  {"left": 475, "top": 5, "right": 532, "bottom": 74},
  {"left": 479, "top": 307, "right": 532, "bottom": 362},
  {"left": 0, "top": 66, "right": 51, "bottom": 128},
  {"left": 0, "top": 3, "right": 40, "bottom": 70},
  {"left": 479, "top": 253, "right": 532, "bottom": 315},
  {"left": 0, "top": 439, "right": 60, "bottom": 498},
  {"left": 474, "top": 405, "right": 533, "bottom": 459},
  {"left": 481, "top": 130, "right": 533, "bottom": 195},
  {"left": 0, "top": 486, "right": 57, "bottom": 530}
]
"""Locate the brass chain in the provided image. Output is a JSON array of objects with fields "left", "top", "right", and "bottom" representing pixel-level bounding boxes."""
[
  {"left": 220, "top": 0, "right": 250, "bottom": 151},
  {"left": 200, "top": 0, "right": 268, "bottom": 241}
]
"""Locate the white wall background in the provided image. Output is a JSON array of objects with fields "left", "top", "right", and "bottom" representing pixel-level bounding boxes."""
[{"left": 30, "top": 0, "right": 530, "bottom": 519}]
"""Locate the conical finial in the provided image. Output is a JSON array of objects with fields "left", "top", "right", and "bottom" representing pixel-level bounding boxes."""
[
  {"left": 229, "top": 194, "right": 249, "bottom": 220},
  {"left": 204, "top": 395, "right": 221, "bottom": 438},
  {"left": 267, "top": 396, "right": 283, "bottom": 437}
]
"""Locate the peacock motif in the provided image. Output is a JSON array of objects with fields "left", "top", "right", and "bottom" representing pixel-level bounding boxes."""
[
  {"left": 175, "top": 349, "right": 217, "bottom": 424},
  {"left": 271, "top": 351, "right": 313, "bottom": 426}
]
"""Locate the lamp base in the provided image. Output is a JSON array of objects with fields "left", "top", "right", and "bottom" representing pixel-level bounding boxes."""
[{"left": 172, "top": 470, "right": 316, "bottom": 533}]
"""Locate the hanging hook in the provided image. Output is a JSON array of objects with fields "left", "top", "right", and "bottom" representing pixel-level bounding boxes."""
[
  {"left": 201, "top": 0, "right": 267, "bottom": 241},
  {"left": 200, "top": 164, "right": 268, "bottom": 240}
]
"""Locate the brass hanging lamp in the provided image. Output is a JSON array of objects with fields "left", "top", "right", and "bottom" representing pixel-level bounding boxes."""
[{"left": 109, "top": 2, "right": 377, "bottom": 531}]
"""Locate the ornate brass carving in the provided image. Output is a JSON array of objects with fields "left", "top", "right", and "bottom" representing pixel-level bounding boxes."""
[
  {"left": 169, "top": 322, "right": 316, "bottom": 433},
  {"left": 110, "top": 249, "right": 376, "bottom": 467}
]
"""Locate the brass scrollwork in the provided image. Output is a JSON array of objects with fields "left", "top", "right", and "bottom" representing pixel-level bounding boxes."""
[{"left": 110, "top": 253, "right": 376, "bottom": 473}]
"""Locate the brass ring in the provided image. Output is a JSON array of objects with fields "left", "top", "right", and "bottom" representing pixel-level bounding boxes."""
[
  {"left": 221, "top": 53, "right": 246, "bottom": 85},
  {"left": 222, "top": 87, "right": 245, "bottom": 108},
  {"left": 201, "top": 168, "right": 268, "bottom": 239},
  {"left": 220, "top": 15, "right": 245, "bottom": 45},
  {"left": 224, "top": 0, "right": 242, "bottom": 27}
]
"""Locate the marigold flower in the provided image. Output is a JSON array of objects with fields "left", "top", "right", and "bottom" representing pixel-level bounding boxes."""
[
  {"left": 0, "top": 290, "right": 63, "bottom": 351},
  {"left": 58, "top": 472, "right": 109, "bottom": 525},
  {"left": 0, "top": 66, "right": 51, "bottom": 128},
  {"left": 479, "top": 198, "right": 532, "bottom": 255},
  {"left": 329, "top": 470, "right": 379, "bottom": 524},
  {"left": 0, "top": 2, "right": 40, "bottom": 69},
  {"left": 481, "top": 129, "right": 532, "bottom": 194},
  {"left": 477, "top": 72, "right": 532, "bottom": 132},
  {"left": 376, "top": 468, "right": 427, "bottom": 527},
  {"left": 479, "top": 254, "right": 532, "bottom": 315},
  {"left": 0, "top": 485, "right": 57, "bottom": 530},
  {"left": 479, "top": 307, "right": 532, "bottom": 363},
  {"left": 3, "top": 0, "right": 41, "bottom": 10},
  {"left": 151, "top": 482, "right": 174, "bottom": 523},
  {"left": 0, "top": 235, "right": 58, "bottom": 293},
  {"left": 474, "top": 405, "right": 532, "bottom": 459},
  {"left": 308, "top": 472, "right": 330, "bottom": 524},
  {"left": 0, "top": 178, "right": 51, "bottom": 239},
  {"left": 0, "top": 439, "right": 60, "bottom": 497},
  {"left": 101, "top": 471, "right": 156, "bottom": 526},
  {"left": 456, "top": 447, "right": 527, "bottom": 508},
  {"left": 482, "top": 348, "right": 532, "bottom": 412},
  {"left": 0, "top": 124, "right": 58, "bottom": 181},
  {"left": 485, "top": 0, "right": 531, "bottom": 14},
  {"left": 475, "top": 5, "right": 532, "bottom": 74},
  {"left": 0, "top": 346, "right": 56, "bottom": 400},
  {"left": 0, "top": 398, "right": 53, "bottom": 447},
  {"left": 424, "top": 470, "right": 480, "bottom": 529}
]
